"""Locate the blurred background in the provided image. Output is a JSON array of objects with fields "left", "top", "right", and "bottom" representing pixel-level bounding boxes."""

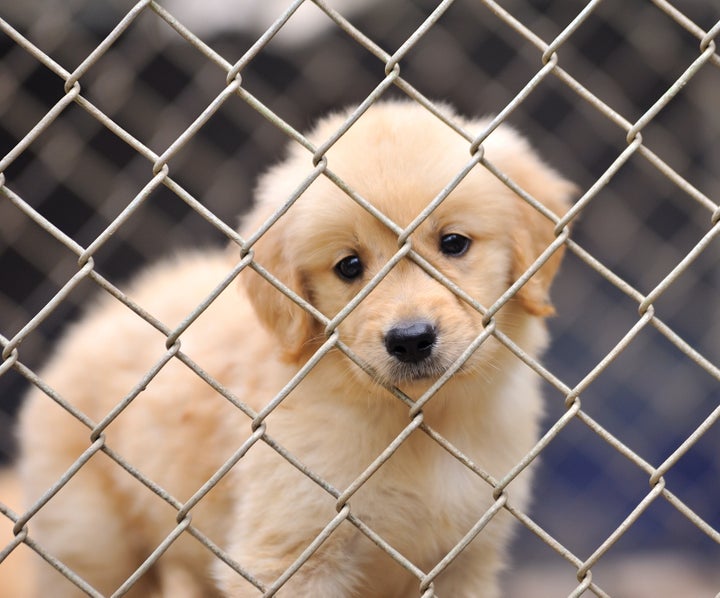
[{"left": 1, "top": 0, "right": 719, "bottom": 595}]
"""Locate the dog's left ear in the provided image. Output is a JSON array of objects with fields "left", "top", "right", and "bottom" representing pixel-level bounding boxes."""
[
  {"left": 487, "top": 129, "right": 577, "bottom": 316},
  {"left": 239, "top": 208, "right": 318, "bottom": 363}
]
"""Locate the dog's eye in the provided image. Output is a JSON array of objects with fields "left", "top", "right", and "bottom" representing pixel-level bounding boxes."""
[
  {"left": 334, "top": 255, "right": 364, "bottom": 281},
  {"left": 439, "top": 233, "right": 471, "bottom": 257}
]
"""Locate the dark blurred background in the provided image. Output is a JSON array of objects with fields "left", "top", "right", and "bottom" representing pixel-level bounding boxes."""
[{"left": 1, "top": 0, "right": 719, "bottom": 595}]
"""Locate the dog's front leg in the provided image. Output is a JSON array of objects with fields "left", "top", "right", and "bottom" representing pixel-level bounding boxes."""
[
  {"left": 429, "top": 540, "right": 503, "bottom": 598},
  {"left": 215, "top": 518, "right": 369, "bottom": 598}
]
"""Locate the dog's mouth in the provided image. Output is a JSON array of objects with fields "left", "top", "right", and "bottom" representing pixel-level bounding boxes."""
[{"left": 383, "top": 358, "right": 450, "bottom": 385}]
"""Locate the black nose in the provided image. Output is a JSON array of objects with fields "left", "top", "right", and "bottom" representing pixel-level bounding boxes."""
[{"left": 384, "top": 321, "right": 437, "bottom": 364}]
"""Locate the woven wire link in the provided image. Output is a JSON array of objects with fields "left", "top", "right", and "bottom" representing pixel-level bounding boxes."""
[{"left": 0, "top": 1, "right": 719, "bottom": 596}]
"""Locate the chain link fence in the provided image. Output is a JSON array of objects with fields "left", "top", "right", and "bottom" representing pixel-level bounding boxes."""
[{"left": 0, "top": 0, "right": 719, "bottom": 596}]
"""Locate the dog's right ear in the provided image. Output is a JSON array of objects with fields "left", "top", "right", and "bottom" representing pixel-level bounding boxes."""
[
  {"left": 478, "top": 123, "right": 577, "bottom": 317},
  {"left": 240, "top": 210, "right": 317, "bottom": 363}
]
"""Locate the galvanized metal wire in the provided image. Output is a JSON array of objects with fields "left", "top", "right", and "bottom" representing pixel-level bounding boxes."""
[{"left": 1, "top": 1, "right": 719, "bottom": 596}]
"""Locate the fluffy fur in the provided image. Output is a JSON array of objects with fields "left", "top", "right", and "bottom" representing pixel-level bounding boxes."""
[{"left": 18, "top": 100, "right": 575, "bottom": 597}]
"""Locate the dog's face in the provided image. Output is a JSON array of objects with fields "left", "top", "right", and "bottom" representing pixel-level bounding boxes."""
[{"left": 242, "top": 102, "right": 575, "bottom": 391}]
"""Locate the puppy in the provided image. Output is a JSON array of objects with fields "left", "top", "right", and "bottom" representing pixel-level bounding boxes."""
[{"left": 18, "top": 100, "right": 575, "bottom": 597}]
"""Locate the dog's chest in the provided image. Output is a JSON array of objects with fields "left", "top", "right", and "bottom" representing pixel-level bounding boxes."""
[
  {"left": 355, "top": 430, "right": 494, "bottom": 557},
  {"left": 430, "top": 447, "right": 493, "bottom": 524}
]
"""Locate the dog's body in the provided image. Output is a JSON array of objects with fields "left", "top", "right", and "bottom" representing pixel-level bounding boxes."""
[{"left": 18, "top": 101, "right": 574, "bottom": 597}]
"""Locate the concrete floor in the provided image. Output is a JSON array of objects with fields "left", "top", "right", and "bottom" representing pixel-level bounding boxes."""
[{"left": 505, "top": 553, "right": 719, "bottom": 598}]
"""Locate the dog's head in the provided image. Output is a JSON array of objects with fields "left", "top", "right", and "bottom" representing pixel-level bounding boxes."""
[{"left": 240, "top": 101, "right": 575, "bottom": 389}]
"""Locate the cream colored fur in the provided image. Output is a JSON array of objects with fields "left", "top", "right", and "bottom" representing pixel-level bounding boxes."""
[{"left": 18, "top": 101, "right": 574, "bottom": 597}]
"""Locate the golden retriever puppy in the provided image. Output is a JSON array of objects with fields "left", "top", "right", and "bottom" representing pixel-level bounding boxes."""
[{"left": 18, "top": 100, "right": 575, "bottom": 597}]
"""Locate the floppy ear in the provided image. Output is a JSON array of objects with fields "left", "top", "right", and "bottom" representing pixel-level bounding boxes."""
[
  {"left": 240, "top": 212, "right": 318, "bottom": 362},
  {"left": 487, "top": 130, "right": 577, "bottom": 316}
]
